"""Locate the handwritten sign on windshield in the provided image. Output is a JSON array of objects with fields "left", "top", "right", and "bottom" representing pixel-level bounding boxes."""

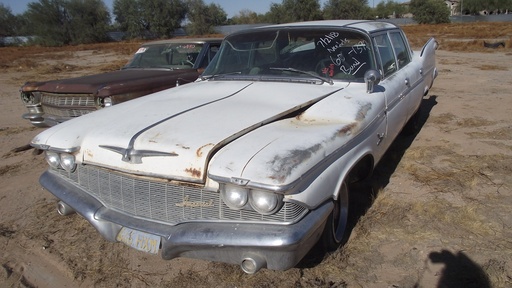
[{"left": 317, "top": 32, "right": 368, "bottom": 77}]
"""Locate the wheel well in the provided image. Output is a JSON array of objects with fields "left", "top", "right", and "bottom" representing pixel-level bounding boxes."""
[{"left": 346, "top": 154, "right": 374, "bottom": 184}]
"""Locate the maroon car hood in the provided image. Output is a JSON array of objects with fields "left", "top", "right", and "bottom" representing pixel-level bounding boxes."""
[{"left": 22, "top": 69, "right": 200, "bottom": 97}]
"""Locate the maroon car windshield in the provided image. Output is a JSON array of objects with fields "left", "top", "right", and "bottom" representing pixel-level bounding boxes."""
[{"left": 124, "top": 43, "right": 205, "bottom": 70}]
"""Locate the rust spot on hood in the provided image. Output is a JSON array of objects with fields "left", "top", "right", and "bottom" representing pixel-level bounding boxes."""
[
  {"left": 196, "top": 143, "right": 214, "bottom": 157},
  {"left": 336, "top": 102, "right": 372, "bottom": 137},
  {"left": 268, "top": 143, "right": 322, "bottom": 183},
  {"left": 185, "top": 168, "right": 202, "bottom": 178},
  {"left": 356, "top": 102, "right": 372, "bottom": 121},
  {"left": 337, "top": 122, "right": 358, "bottom": 136}
]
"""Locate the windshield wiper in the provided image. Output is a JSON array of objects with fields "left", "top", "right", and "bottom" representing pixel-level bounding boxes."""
[
  {"left": 200, "top": 71, "right": 242, "bottom": 81},
  {"left": 269, "top": 67, "right": 334, "bottom": 85}
]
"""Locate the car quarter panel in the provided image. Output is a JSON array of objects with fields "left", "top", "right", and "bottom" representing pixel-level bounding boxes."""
[{"left": 208, "top": 83, "right": 388, "bottom": 205}]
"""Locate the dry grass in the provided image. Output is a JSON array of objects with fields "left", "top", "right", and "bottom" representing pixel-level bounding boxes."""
[{"left": 402, "top": 22, "right": 512, "bottom": 51}]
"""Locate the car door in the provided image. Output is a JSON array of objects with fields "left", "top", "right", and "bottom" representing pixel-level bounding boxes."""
[
  {"left": 373, "top": 32, "right": 409, "bottom": 147},
  {"left": 388, "top": 31, "right": 424, "bottom": 121}
]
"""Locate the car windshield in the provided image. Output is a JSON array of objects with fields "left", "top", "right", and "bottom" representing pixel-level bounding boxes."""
[
  {"left": 124, "top": 43, "right": 205, "bottom": 69},
  {"left": 203, "top": 27, "right": 374, "bottom": 82}
]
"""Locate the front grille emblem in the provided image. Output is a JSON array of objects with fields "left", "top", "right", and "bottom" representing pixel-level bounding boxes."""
[{"left": 100, "top": 145, "right": 178, "bottom": 164}]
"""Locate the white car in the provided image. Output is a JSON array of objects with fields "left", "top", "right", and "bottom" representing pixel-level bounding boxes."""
[{"left": 31, "top": 20, "right": 437, "bottom": 274}]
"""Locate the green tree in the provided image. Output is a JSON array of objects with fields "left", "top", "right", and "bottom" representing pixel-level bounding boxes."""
[
  {"left": 0, "top": 4, "right": 16, "bottom": 37},
  {"left": 114, "top": 0, "right": 187, "bottom": 39},
  {"left": 24, "top": 0, "right": 111, "bottom": 46},
  {"left": 323, "top": 0, "right": 372, "bottom": 20},
  {"left": 230, "top": 9, "right": 264, "bottom": 24},
  {"left": 265, "top": 0, "right": 322, "bottom": 23},
  {"left": 67, "top": 0, "right": 111, "bottom": 44},
  {"left": 141, "top": 0, "right": 186, "bottom": 38},
  {"left": 113, "top": 0, "right": 143, "bottom": 38},
  {"left": 374, "top": 0, "right": 406, "bottom": 19},
  {"left": 24, "top": 0, "right": 69, "bottom": 46},
  {"left": 410, "top": 0, "right": 450, "bottom": 24},
  {"left": 186, "top": 0, "right": 227, "bottom": 35}
]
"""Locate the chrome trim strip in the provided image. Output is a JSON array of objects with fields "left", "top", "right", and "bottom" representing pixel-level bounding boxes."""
[
  {"left": 99, "top": 145, "right": 179, "bottom": 164},
  {"left": 30, "top": 144, "right": 80, "bottom": 153},
  {"left": 111, "top": 84, "right": 254, "bottom": 163}
]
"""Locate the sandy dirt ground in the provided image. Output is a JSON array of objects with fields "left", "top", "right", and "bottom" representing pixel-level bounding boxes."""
[{"left": 1, "top": 33, "right": 511, "bottom": 287}]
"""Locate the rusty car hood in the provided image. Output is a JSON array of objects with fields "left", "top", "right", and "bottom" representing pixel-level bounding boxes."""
[
  {"left": 22, "top": 69, "right": 199, "bottom": 97},
  {"left": 32, "top": 80, "right": 344, "bottom": 183}
]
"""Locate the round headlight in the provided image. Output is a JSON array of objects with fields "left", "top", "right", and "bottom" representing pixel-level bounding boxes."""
[
  {"left": 97, "top": 96, "right": 113, "bottom": 108},
  {"left": 221, "top": 184, "right": 249, "bottom": 210},
  {"left": 60, "top": 153, "right": 76, "bottom": 172},
  {"left": 249, "top": 190, "right": 283, "bottom": 215},
  {"left": 20, "top": 91, "right": 41, "bottom": 105},
  {"left": 103, "top": 96, "right": 113, "bottom": 107},
  {"left": 45, "top": 151, "right": 60, "bottom": 169}
]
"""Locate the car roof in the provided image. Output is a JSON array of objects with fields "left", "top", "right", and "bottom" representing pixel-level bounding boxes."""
[
  {"left": 252, "top": 20, "right": 399, "bottom": 34},
  {"left": 142, "top": 37, "right": 224, "bottom": 46}
]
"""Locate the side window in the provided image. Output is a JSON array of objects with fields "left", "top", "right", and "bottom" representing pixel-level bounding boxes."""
[
  {"left": 374, "top": 34, "right": 396, "bottom": 78},
  {"left": 389, "top": 32, "right": 411, "bottom": 69},
  {"left": 199, "top": 44, "right": 220, "bottom": 68}
]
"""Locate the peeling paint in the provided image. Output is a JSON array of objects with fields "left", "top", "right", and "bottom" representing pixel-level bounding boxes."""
[
  {"left": 337, "top": 122, "right": 358, "bottom": 136},
  {"left": 356, "top": 102, "right": 372, "bottom": 121},
  {"left": 334, "top": 102, "right": 373, "bottom": 138},
  {"left": 268, "top": 143, "right": 322, "bottom": 183}
]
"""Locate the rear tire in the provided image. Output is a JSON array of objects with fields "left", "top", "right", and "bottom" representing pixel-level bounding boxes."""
[{"left": 321, "top": 181, "right": 349, "bottom": 251}]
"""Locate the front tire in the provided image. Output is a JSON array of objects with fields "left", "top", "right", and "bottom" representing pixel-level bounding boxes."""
[{"left": 321, "top": 181, "right": 349, "bottom": 251}]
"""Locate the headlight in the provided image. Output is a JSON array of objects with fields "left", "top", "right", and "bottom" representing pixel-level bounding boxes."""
[
  {"left": 60, "top": 153, "right": 76, "bottom": 172},
  {"left": 103, "top": 97, "right": 113, "bottom": 107},
  {"left": 45, "top": 151, "right": 61, "bottom": 169},
  {"left": 249, "top": 190, "right": 283, "bottom": 215},
  {"left": 20, "top": 91, "right": 41, "bottom": 105},
  {"left": 221, "top": 184, "right": 248, "bottom": 210},
  {"left": 45, "top": 151, "right": 76, "bottom": 171},
  {"left": 97, "top": 96, "right": 113, "bottom": 108}
]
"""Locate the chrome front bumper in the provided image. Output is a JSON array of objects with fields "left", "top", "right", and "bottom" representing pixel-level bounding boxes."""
[
  {"left": 39, "top": 170, "right": 333, "bottom": 273},
  {"left": 22, "top": 104, "right": 63, "bottom": 127}
]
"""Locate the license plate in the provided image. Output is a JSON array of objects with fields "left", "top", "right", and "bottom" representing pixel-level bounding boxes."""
[{"left": 116, "top": 227, "right": 161, "bottom": 254}]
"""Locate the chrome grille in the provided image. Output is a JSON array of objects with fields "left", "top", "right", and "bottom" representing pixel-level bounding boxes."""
[
  {"left": 41, "top": 93, "right": 96, "bottom": 118},
  {"left": 55, "top": 165, "right": 308, "bottom": 225}
]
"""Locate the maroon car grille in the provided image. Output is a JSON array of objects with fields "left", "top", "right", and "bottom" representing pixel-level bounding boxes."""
[{"left": 41, "top": 93, "right": 96, "bottom": 118}]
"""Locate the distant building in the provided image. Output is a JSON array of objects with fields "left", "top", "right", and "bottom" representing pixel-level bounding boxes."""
[
  {"left": 445, "top": 0, "right": 510, "bottom": 16},
  {"left": 445, "top": 0, "right": 460, "bottom": 16}
]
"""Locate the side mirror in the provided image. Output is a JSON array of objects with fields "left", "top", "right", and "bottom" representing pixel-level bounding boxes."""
[{"left": 364, "top": 69, "right": 382, "bottom": 93}]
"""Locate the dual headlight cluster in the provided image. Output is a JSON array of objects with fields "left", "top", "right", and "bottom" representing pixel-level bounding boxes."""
[
  {"left": 45, "top": 151, "right": 77, "bottom": 172},
  {"left": 220, "top": 183, "right": 283, "bottom": 215}
]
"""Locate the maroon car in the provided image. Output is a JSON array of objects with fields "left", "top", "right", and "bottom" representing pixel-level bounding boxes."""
[{"left": 20, "top": 38, "right": 223, "bottom": 127}]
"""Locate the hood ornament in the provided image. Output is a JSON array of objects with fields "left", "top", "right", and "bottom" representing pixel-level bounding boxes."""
[{"left": 100, "top": 145, "right": 178, "bottom": 164}]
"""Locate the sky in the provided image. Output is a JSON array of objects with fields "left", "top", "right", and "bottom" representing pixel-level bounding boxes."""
[{"left": 1, "top": 0, "right": 400, "bottom": 18}]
